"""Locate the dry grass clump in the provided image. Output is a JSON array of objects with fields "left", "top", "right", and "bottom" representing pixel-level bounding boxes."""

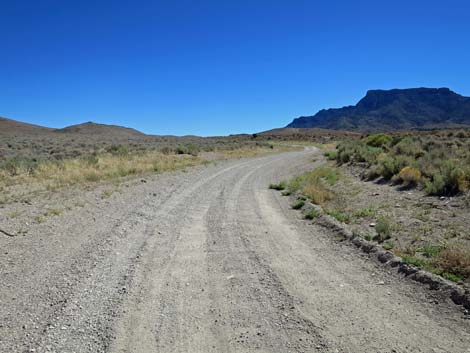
[
  {"left": 336, "top": 130, "right": 470, "bottom": 196},
  {"left": 303, "top": 184, "right": 334, "bottom": 205},
  {"left": 285, "top": 166, "right": 338, "bottom": 205},
  {"left": 394, "top": 243, "right": 470, "bottom": 282},
  {"left": 432, "top": 246, "right": 470, "bottom": 280},
  {"left": 0, "top": 151, "right": 203, "bottom": 190}
]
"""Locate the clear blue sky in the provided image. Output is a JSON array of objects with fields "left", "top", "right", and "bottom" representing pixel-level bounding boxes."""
[{"left": 1, "top": 0, "right": 470, "bottom": 136}]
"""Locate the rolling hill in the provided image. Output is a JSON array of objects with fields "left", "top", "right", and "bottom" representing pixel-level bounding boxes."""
[
  {"left": 0, "top": 117, "right": 146, "bottom": 139},
  {"left": 286, "top": 88, "right": 470, "bottom": 131},
  {"left": 0, "top": 116, "right": 53, "bottom": 136},
  {"left": 56, "top": 121, "right": 145, "bottom": 139}
]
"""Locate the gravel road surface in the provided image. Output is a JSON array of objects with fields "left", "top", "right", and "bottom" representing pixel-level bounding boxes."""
[{"left": 1, "top": 148, "right": 469, "bottom": 353}]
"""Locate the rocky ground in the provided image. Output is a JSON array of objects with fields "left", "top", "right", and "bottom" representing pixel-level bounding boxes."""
[
  {"left": 316, "top": 159, "right": 470, "bottom": 284},
  {"left": 1, "top": 148, "right": 469, "bottom": 353}
]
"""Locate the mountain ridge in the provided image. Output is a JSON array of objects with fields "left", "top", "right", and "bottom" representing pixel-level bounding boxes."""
[{"left": 286, "top": 87, "right": 470, "bottom": 131}]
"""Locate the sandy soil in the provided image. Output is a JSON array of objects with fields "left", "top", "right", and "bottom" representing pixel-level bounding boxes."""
[{"left": 1, "top": 148, "right": 469, "bottom": 353}]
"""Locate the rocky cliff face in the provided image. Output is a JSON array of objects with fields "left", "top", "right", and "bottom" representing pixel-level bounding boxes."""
[{"left": 286, "top": 88, "right": 470, "bottom": 131}]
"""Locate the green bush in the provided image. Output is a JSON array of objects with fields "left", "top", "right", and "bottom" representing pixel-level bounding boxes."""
[
  {"left": 420, "top": 244, "right": 444, "bottom": 258},
  {"left": 304, "top": 209, "right": 319, "bottom": 220},
  {"left": 375, "top": 217, "right": 392, "bottom": 242},
  {"left": 292, "top": 199, "right": 305, "bottom": 209},
  {"left": 269, "top": 181, "right": 287, "bottom": 190},
  {"left": 324, "top": 151, "right": 338, "bottom": 160},
  {"left": 365, "top": 133, "right": 392, "bottom": 148},
  {"left": 402, "top": 255, "right": 426, "bottom": 268},
  {"left": 176, "top": 144, "right": 199, "bottom": 156},
  {"left": 328, "top": 210, "right": 351, "bottom": 223},
  {"left": 425, "top": 161, "right": 466, "bottom": 195}
]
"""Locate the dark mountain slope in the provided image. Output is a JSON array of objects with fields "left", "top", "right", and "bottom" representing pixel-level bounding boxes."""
[{"left": 287, "top": 88, "right": 470, "bottom": 131}]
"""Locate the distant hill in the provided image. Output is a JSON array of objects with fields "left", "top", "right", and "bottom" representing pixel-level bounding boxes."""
[
  {"left": 0, "top": 116, "right": 53, "bottom": 136},
  {"left": 286, "top": 88, "right": 470, "bottom": 131},
  {"left": 56, "top": 121, "right": 145, "bottom": 139},
  {"left": 0, "top": 117, "right": 146, "bottom": 139}
]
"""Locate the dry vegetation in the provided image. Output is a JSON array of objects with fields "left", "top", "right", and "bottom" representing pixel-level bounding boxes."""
[
  {"left": 271, "top": 130, "right": 470, "bottom": 284},
  {"left": 0, "top": 125, "right": 312, "bottom": 206},
  {"left": 335, "top": 130, "right": 470, "bottom": 196},
  {"left": 0, "top": 150, "right": 203, "bottom": 190}
]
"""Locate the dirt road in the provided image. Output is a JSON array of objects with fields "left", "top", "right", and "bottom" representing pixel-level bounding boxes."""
[{"left": 1, "top": 149, "right": 469, "bottom": 353}]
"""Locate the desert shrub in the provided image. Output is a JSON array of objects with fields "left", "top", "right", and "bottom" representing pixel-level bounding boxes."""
[
  {"left": 324, "top": 151, "right": 338, "bottom": 160},
  {"left": 292, "top": 199, "right": 305, "bottom": 209},
  {"left": 303, "top": 184, "right": 334, "bottom": 204},
  {"left": 335, "top": 131, "right": 470, "bottom": 196},
  {"left": 397, "top": 166, "right": 422, "bottom": 186},
  {"left": 432, "top": 246, "right": 470, "bottom": 280},
  {"left": 354, "top": 145, "right": 383, "bottom": 164},
  {"left": 336, "top": 142, "right": 354, "bottom": 164},
  {"left": 420, "top": 244, "right": 444, "bottom": 258},
  {"left": 424, "top": 161, "right": 467, "bottom": 195},
  {"left": 304, "top": 209, "right": 319, "bottom": 220},
  {"left": 0, "top": 157, "right": 42, "bottom": 176},
  {"left": 176, "top": 144, "right": 199, "bottom": 156},
  {"left": 365, "top": 133, "right": 392, "bottom": 148},
  {"left": 354, "top": 207, "right": 376, "bottom": 218},
  {"left": 377, "top": 156, "right": 400, "bottom": 180},
  {"left": 377, "top": 155, "right": 413, "bottom": 180},
  {"left": 310, "top": 166, "right": 339, "bottom": 185},
  {"left": 269, "top": 181, "right": 287, "bottom": 190},
  {"left": 107, "top": 145, "right": 129, "bottom": 156},
  {"left": 375, "top": 217, "right": 392, "bottom": 242},
  {"left": 362, "top": 165, "right": 381, "bottom": 181},
  {"left": 328, "top": 210, "right": 351, "bottom": 223},
  {"left": 286, "top": 167, "right": 338, "bottom": 205},
  {"left": 393, "top": 137, "right": 425, "bottom": 158},
  {"left": 401, "top": 255, "right": 427, "bottom": 268}
]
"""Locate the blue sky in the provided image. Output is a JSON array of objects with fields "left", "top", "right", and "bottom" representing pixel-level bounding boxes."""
[{"left": 1, "top": 0, "right": 470, "bottom": 136}]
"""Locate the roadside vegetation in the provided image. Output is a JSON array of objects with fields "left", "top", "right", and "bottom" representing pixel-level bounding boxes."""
[
  {"left": 0, "top": 149, "right": 203, "bottom": 191},
  {"left": 335, "top": 130, "right": 470, "bottom": 196},
  {"left": 283, "top": 166, "right": 339, "bottom": 205},
  {"left": 0, "top": 137, "right": 302, "bottom": 208},
  {"left": 270, "top": 132, "right": 470, "bottom": 283}
]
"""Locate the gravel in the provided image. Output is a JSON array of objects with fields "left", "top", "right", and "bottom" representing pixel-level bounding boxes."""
[{"left": 1, "top": 149, "right": 469, "bottom": 352}]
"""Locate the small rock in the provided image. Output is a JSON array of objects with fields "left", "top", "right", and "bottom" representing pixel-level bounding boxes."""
[
  {"left": 369, "top": 222, "right": 376, "bottom": 227},
  {"left": 377, "top": 281, "right": 385, "bottom": 285}
]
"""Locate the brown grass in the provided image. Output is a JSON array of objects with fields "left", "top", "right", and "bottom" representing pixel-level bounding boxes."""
[
  {"left": 432, "top": 246, "right": 470, "bottom": 279},
  {"left": 0, "top": 151, "right": 204, "bottom": 191}
]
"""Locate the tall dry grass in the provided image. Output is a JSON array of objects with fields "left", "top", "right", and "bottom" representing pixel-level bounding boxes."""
[{"left": 0, "top": 151, "right": 203, "bottom": 190}]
